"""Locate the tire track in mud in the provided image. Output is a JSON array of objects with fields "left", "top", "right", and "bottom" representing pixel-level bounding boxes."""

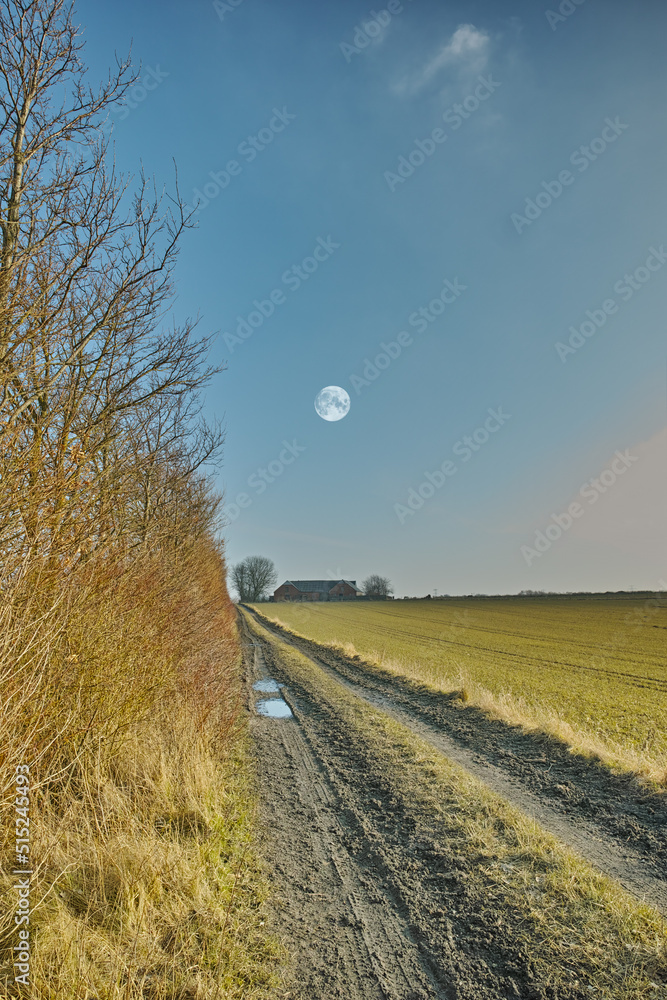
[
  {"left": 244, "top": 607, "right": 667, "bottom": 916},
  {"left": 245, "top": 628, "right": 451, "bottom": 999},
  {"left": 285, "top": 719, "right": 446, "bottom": 999}
]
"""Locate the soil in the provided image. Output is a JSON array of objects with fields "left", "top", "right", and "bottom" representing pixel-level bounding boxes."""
[{"left": 241, "top": 609, "right": 667, "bottom": 1000}]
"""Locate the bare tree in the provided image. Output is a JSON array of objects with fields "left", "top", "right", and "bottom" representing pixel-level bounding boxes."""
[
  {"left": 362, "top": 574, "right": 393, "bottom": 597},
  {"left": 230, "top": 561, "right": 249, "bottom": 603},
  {"left": 232, "top": 556, "right": 277, "bottom": 602},
  {"left": 0, "top": 0, "right": 224, "bottom": 574}
]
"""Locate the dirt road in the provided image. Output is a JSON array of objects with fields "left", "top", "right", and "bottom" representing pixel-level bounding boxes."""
[{"left": 242, "top": 609, "right": 667, "bottom": 999}]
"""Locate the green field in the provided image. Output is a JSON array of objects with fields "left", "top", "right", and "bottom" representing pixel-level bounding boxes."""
[{"left": 252, "top": 596, "right": 667, "bottom": 783}]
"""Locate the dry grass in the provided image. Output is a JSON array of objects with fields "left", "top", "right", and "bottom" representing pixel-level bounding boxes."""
[{"left": 0, "top": 542, "right": 281, "bottom": 999}]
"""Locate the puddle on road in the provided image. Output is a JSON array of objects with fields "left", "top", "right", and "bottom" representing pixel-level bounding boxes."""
[
  {"left": 256, "top": 698, "right": 293, "bottom": 719},
  {"left": 253, "top": 677, "right": 293, "bottom": 718},
  {"left": 253, "top": 679, "right": 282, "bottom": 694}
]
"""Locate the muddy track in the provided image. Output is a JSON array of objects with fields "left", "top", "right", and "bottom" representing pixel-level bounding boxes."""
[
  {"left": 243, "top": 616, "right": 558, "bottom": 999},
  {"left": 244, "top": 607, "right": 667, "bottom": 915},
  {"left": 249, "top": 684, "right": 445, "bottom": 997}
]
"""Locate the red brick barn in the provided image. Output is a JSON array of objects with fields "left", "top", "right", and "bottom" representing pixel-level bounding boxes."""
[{"left": 273, "top": 580, "right": 359, "bottom": 602}]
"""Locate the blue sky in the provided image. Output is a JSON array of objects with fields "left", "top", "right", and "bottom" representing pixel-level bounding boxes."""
[{"left": 79, "top": 0, "right": 667, "bottom": 596}]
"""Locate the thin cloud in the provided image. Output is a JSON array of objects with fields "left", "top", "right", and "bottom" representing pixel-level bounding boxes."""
[
  {"left": 394, "top": 24, "right": 490, "bottom": 96},
  {"left": 567, "top": 427, "right": 667, "bottom": 561},
  {"left": 498, "top": 428, "right": 667, "bottom": 563}
]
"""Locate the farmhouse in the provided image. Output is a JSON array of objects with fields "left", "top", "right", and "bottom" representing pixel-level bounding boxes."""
[{"left": 274, "top": 580, "right": 360, "bottom": 602}]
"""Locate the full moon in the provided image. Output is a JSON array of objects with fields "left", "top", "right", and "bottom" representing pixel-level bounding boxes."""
[{"left": 314, "top": 386, "right": 351, "bottom": 422}]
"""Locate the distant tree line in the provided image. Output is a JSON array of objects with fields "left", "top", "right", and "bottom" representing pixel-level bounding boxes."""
[{"left": 229, "top": 565, "right": 394, "bottom": 602}]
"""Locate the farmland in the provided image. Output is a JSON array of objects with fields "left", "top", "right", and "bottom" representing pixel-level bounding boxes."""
[
  {"left": 251, "top": 596, "right": 667, "bottom": 783},
  {"left": 242, "top": 607, "right": 667, "bottom": 997}
]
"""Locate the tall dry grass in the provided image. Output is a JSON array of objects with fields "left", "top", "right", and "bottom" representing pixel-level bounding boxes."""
[{"left": 0, "top": 540, "right": 281, "bottom": 999}]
